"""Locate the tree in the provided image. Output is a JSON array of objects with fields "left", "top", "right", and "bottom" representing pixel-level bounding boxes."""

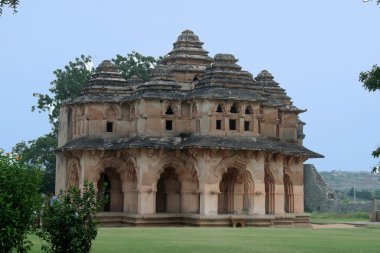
[
  {"left": 359, "top": 65, "right": 380, "bottom": 172},
  {"left": 0, "top": 0, "right": 19, "bottom": 15},
  {"left": 0, "top": 149, "right": 42, "bottom": 253},
  {"left": 15, "top": 52, "right": 158, "bottom": 194},
  {"left": 38, "top": 182, "right": 99, "bottom": 253},
  {"left": 32, "top": 55, "right": 94, "bottom": 133},
  {"left": 12, "top": 134, "right": 57, "bottom": 194},
  {"left": 112, "top": 51, "right": 158, "bottom": 81}
]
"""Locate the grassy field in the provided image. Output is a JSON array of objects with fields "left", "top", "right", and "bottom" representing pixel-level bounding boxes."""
[
  {"left": 310, "top": 211, "right": 370, "bottom": 224},
  {"left": 29, "top": 226, "right": 380, "bottom": 253}
]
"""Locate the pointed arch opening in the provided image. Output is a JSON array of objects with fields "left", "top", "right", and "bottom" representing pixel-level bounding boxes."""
[
  {"left": 284, "top": 173, "right": 294, "bottom": 213},
  {"left": 97, "top": 167, "right": 123, "bottom": 212},
  {"left": 230, "top": 103, "right": 238, "bottom": 113},
  {"left": 265, "top": 166, "right": 275, "bottom": 214},
  {"left": 218, "top": 168, "right": 254, "bottom": 214},
  {"left": 165, "top": 105, "right": 174, "bottom": 115},
  {"left": 245, "top": 106, "right": 253, "bottom": 115},
  {"left": 156, "top": 167, "right": 181, "bottom": 213},
  {"left": 216, "top": 104, "right": 224, "bottom": 113}
]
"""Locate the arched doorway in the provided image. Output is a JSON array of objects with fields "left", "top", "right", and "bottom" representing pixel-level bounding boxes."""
[
  {"left": 265, "top": 167, "right": 275, "bottom": 214},
  {"left": 156, "top": 167, "right": 181, "bottom": 213},
  {"left": 284, "top": 173, "right": 294, "bottom": 213},
  {"left": 218, "top": 168, "right": 253, "bottom": 214},
  {"left": 97, "top": 167, "right": 123, "bottom": 212}
]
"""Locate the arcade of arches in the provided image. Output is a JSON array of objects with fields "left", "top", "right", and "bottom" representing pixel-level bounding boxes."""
[{"left": 59, "top": 149, "right": 307, "bottom": 226}]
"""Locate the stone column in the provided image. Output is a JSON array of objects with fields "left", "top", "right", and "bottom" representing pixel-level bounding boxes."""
[
  {"left": 293, "top": 185, "right": 304, "bottom": 213},
  {"left": 199, "top": 182, "right": 219, "bottom": 215},
  {"left": 274, "top": 185, "right": 285, "bottom": 214},
  {"left": 253, "top": 183, "right": 266, "bottom": 215},
  {"left": 233, "top": 182, "right": 244, "bottom": 214},
  {"left": 122, "top": 181, "right": 138, "bottom": 213},
  {"left": 371, "top": 199, "right": 377, "bottom": 222},
  {"left": 181, "top": 181, "right": 199, "bottom": 213},
  {"left": 138, "top": 185, "right": 155, "bottom": 214}
]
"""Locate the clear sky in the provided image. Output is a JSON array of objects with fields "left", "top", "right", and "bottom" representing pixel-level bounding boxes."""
[{"left": 0, "top": 0, "right": 379, "bottom": 171}]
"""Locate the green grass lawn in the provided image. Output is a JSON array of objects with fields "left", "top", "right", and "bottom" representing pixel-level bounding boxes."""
[
  {"left": 310, "top": 211, "right": 370, "bottom": 224},
  {"left": 29, "top": 226, "right": 380, "bottom": 253}
]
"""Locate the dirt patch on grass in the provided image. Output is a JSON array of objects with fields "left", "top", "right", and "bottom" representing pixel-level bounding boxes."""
[{"left": 312, "top": 223, "right": 357, "bottom": 229}]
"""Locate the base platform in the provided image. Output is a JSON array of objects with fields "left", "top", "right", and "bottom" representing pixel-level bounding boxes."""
[{"left": 95, "top": 212, "right": 311, "bottom": 228}]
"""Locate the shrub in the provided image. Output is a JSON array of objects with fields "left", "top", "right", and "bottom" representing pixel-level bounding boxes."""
[
  {"left": 0, "top": 150, "right": 43, "bottom": 253},
  {"left": 38, "top": 181, "right": 99, "bottom": 253}
]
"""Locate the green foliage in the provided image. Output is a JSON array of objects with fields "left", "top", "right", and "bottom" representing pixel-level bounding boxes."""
[
  {"left": 359, "top": 64, "right": 380, "bottom": 171},
  {"left": 0, "top": 149, "right": 42, "bottom": 253},
  {"left": 0, "top": 0, "right": 19, "bottom": 15},
  {"left": 112, "top": 51, "right": 157, "bottom": 81},
  {"left": 310, "top": 211, "right": 369, "bottom": 222},
  {"left": 374, "top": 189, "right": 380, "bottom": 199},
  {"left": 12, "top": 134, "right": 57, "bottom": 194},
  {"left": 347, "top": 187, "right": 373, "bottom": 200},
  {"left": 359, "top": 64, "right": 380, "bottom": 92},
  {"left": 32, "top": 55, "right": 93, "bottom": 133},
  {"left": 38, "top": 182, "right": 99, "bottom": 253}
]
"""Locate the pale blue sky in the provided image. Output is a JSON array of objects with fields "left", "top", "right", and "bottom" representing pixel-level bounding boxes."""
[{"left": 0, "top": 1, "right": 379, "bottom": 171}]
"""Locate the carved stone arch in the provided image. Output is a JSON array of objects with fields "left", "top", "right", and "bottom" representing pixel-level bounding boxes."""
[
  {"left": 215, "top": 103, "right": 225, "bottom": 114},
  {"left": 214, "top": 155, "right": 250, "bottom": 180},
  {"left": 264, "top": 164, "right": 276, "bottom": 214},
  {"left": 163, "top": 101, "right": 178, "bottom": 116},
  {"left": 123, "top": 156, "right": 139, "bottom": 182},
  {"left": 105, "top": 104, "right": 120, "bottom": 120},
  {"left": 184, "top": 156, "right": 200, "bottom": 181},
  {"left": 93, "top": 157, "right": 126, "bottom": 185},
  {"left": 66, "top": 158, "right": 81, "bottom": 189},
  {"left": 153, "top": 156, "right": 185, "bottom": 190},
  {"left": 245, "top": 105, "right": 253, "bottom": 115},
  {"left": 283, "top": 172, "right": 294, "bottom": 213},
  {"left": 216, "top": 155, "right": 255, "bottom": 215}
]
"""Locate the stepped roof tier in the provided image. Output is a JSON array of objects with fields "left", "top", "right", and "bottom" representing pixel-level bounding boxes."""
[
  {"left": 70, "top": 60, "right": 131, "bottom": 104},
  {"left": 188, "top": 54, "right": 265, "bottom": 101},
  {"left": 161, "top": 29, "right": 213, "bottom": 84}
]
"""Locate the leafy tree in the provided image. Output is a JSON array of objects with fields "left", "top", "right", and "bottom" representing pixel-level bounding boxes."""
[
  {"left": 0, "top": 149, "right": 42, "bottom": 253},
  {"left": 359, "top": 65, "right": 380, "bottom": 172},
  {"left": 38, "top": 182, "right": 99, "bottom": 253},
  {"left": 0, "top": 0, "right": 19, "bottom": 15},
  {"left": 32, "top": 55, "right": 94, "bottom": 133},
  {"left": 12, "top": 134, "right": 57, "bottom": 194},
  {"left": 112, "top": 51, "right": 157, "bottom": 81}
]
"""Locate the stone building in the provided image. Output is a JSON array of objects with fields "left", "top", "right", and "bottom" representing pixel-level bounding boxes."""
[{"left": 56, "top": 30, "right": 323, "bottom": 227}]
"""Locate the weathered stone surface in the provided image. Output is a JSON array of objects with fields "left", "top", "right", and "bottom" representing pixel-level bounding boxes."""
[{"left": 56, "top": 29, "right": 323, "bottom": 227}]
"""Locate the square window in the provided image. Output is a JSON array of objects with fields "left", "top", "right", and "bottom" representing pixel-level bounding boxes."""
[
  {"left": 166, "top": 120, "right": 173, "bottom": 131},
  {"left": 229, "top": 119, "right": 236, "bottom": 130},
  {"left": 244, "top": 121, "right": 250, "bottom": 131},
  {"left": 216, "top": 120, "right": 222, "bottom": 130},
  {"left": 106, "top": 122, "right": 113, "bottom": 132}
]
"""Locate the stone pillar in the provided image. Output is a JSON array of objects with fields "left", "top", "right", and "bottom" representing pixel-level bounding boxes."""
[
  {"left": 55, "top": 152, "right": 67, "bottom": 194},
  {"left": 181, "top": 181, "right": 199, "bottom": 213},
  {"left": 199, "top": 183, "right": 219, "bottom": 215},
  {"left": 122, "top": 182, "right": 138, "bottom": 213},
  {"left": 371, "top": 199, "right": 377, "bottom": 222},
  {"left": 253, "top": 183, "right": 266, "bottom": 215},
  {"left": 274, "top": 185, "right": 285, "bottom": 214},
  {"left": 234, "top": 182, "right": 244, "bottom": 214},
  {"left": 138, "top": 185, "right": 155, "bottom": 214},
  {"left": 293, "top": 185, "right": 304, "bottom": 213}
]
